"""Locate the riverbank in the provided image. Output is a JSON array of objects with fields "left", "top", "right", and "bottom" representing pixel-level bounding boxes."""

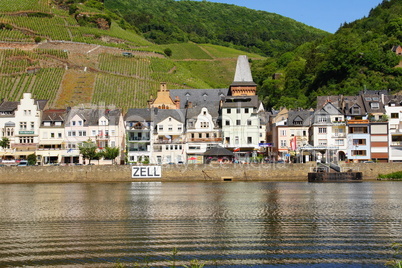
[{"left": 0, "top": 162, "right": 399, "bottom": 183}]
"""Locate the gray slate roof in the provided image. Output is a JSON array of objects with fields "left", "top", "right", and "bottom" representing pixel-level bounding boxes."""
[
  {"left": 0, "top": 101, "right": 19, "bottom": 112},
  {"left": 169, "top": 88, "right": 228, "bottom": 109},
  {"left": 287, "top": 110, "right": 314, "bottom": 127},
  {"left": 66, "top": 108, "right": 121, "bottom": 126},
  {"left": 153, "top": 109, "right": 187, "bottom": 125},
  {"left": 125, "top": 108, "right": 153, "bottom": 122}
]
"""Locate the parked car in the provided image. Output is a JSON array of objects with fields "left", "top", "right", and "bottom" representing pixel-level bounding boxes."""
[{"left": 17, "top": 161, "right": 28, "bottom": 166}]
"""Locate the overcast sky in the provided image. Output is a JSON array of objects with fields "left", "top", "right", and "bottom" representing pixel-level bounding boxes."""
[{"left": 195, "top": 0, "right": 384, "bottom": 33}]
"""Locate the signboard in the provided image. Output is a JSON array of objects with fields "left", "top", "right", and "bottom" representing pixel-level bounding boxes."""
[
  {"left": 259, "top": 143, "right": 274, "bottom": 147},
  {"left": 132, "top": 166, "right": 162, "bottom": 178},
  {"left": 19, "top": 131, "right": 34, "bottom": 135}
]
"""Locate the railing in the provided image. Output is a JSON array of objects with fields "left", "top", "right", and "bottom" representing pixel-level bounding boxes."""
[
  {"left": 332, "top": 121, "right": 346, "bottom": 125},
  {"left": 128, "top": 148, "right": 149, "bottom": 152},
  {"left": 347, "top": 119, "right": 369, "bottom": 124},
  {"left": 332, "top": 134, "right": 346, "bottom": 138},
  {"left": 153, "top": 140, "right": 184, "bottom": 144},
  {"left": 128, "top": 137, "right": 150, "bottom": 142},
  {"left": 391, "top": 141, "right": 402, "bottom": 146},
  {"left": 188, "top": 138, "right": 222, "bottom": 142}
]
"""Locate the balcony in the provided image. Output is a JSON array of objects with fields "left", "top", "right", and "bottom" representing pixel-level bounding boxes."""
[
  {"left": 332, "top": 133, "right": 346, "bottom": 138},
  {"left": 154, "top": 139, "right": 184, "bottom": 144},
  {"left": 96, "top": 134, "right": 109, "bottom": 140},
  {"left": 128, "top": 148, "right": 149, "bottom": 152},
  {"left": 128, "top": 137, "right": 150, "bottom": 142},
  {"left": 347, "top": 119, "right": 369, "bottom": 125},
  {"left": 188, "top": 138, "right": 222, "bottom": 142},
  {"left": 332, "top": 121, "right": 346, "bottom": 125},
  {"left": 391, "top": 141, "right": 402, "bottom": 147}
]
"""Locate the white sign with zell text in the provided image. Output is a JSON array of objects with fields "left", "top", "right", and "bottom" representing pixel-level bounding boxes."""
[{"left": 132, "top": 166, "right": 162, "bottom": 178}]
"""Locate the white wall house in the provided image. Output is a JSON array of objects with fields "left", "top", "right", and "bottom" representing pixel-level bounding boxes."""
[
  {"left": 385, "top": 95, "right": 402, "bottom": 162},
  {"left": 186, "top": 106, "right": 222, "bottom": 164},
  {"left": 37, "top": 109, "right": 66, "bottom": 165},
  {"left": 152, "top": 109, "right": 186, "bottom": 164}
]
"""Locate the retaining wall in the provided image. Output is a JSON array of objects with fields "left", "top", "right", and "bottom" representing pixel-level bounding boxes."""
[{"left": 0, "top": 163, "right": 399, "bottom": 184}]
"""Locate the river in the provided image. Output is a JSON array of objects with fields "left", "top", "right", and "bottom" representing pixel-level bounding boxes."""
[{"left": 0, "top": 181, "right": 401, "bottom": 267}]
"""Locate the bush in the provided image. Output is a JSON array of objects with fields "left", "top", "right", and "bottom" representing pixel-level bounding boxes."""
[
  {"left": 164, "top": 48, "right": 172, "bottom": 57},
  {"left": 378, "top": 171, "right": 402, "bottom": 180},
  {"left": 34, "top": 36, "right": 42, "bottom": 43}
]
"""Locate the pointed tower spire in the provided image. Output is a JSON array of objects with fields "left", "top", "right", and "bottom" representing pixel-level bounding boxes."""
[{"left": 230, "top": 55, "right": 257, "bottom": 96}]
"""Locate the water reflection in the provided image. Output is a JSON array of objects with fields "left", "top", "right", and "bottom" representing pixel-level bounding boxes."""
[{"left": 0, "top": 182, "right": 401, "bottom": 267}]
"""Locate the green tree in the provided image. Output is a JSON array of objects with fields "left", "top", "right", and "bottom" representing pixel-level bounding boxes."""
[
  {"left": 102, "top": 146, "right": 120, "bottom": 164},
  {"left": 0, "top": 137, "right": 10, "bottom": 149},
  {"left": 27, "top": 154, "right": 37, "bottom": 166},
  {"left": 79, "top": 139, "right": 98, "bottom": 164},
  {"left": 164, "top": 48, "right": 172, "bottom": 57}
]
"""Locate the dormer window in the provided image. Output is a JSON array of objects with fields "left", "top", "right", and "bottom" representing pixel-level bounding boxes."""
[
  {"left": 352, "top": 106, "right": 360, "bottom": 115},
  {"left": 370, "top": 103, "right": 380, "bottom": 109}
]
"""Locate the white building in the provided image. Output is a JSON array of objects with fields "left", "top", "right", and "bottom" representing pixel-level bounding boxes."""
[
  {"left": 125, "top": 108, "right": 153, "bottom": 164},
  {"left": 152, "top": 109, "right": 186, "bottom": 164},
  {"left": 37, "top": 109, "right": 66, "bottom": 165}
]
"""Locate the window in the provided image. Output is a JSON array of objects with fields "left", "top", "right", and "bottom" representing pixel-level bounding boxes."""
[
  {"left": 391, "top": 113, "right": 399, "bottom": 119},
  {"left": 318, "top": 127, "right": 327, "bottom": 134},
  {"left": 236, "top": 108, "right": 241, "bottom": 114},
  {"left": 227, "top": 109, "right": 231, "bottom": 114},
  {"left": 178, "top": 124, "right": 183, "bottom": 131},
  {"left": 280, "top": 130, "right": 286, "bottom": 136},
  {"left": 235, "top": 136, "right": 239, "bottom": 144},
  {"left": 247, "top": 120, "right": 252, "bottom": 126},
  {"left": 236, "top": 120, "right": 241, "bottom": 125},
  {"left": 370, "top": 103, "right": 380, "bottom": 109},
  {"left": 318, "top": 116, "right": 327, "bottom": 123},
  {"left": 349, "top": 127, "right": 368, "bottom": 134},
  {"left": 30, "top": 122, "right": 34, "bottom": 130},
  {"left": 245, "top": 108, "right": 249, "bottom": 113},
  {"left": 280, "top": 140, "right": 287, "bottom": 147},
  {"left": 352, "top": 107, "right": 360, "bottom": 114},
  {"left": 335, "top": 139, "right": 344, "bottom": 146},
  {"left": 20, "top": 122, "right": 27, "bottom": 130},
  {"left": 206, "top": 133, "right": 210, "bottom": 138},
  {"left": 78, "top": 121, "right": 82, "bottom": 126},
  {"left": 353, "top": 139, "right": 366, "bottom": 145},
  {"left": 225, "top": 120, "right": 230, "bottom": 126},
  {"left": 247, "top": 137, "right": 252, "bottom": 144},
  {"left": 50, "top": 133, "right": 55, "bottom": 138},
  {"left": 19, "top": 136, "right": 34, "bottom": 143},
  {"left": 168, "top": 125, "right": 173, "bottom": 131},
  {"left": 58, "top": 133, "right": 62, "bottom": 138},
  {"left": 352, "top": 150, "right": 366, "bottom": 156},
  {"left": 191, "top": 133, "right": 194, "bottom": 138},
  {"left": 318, "top": 139, "right": 327, "bottom": 146},
  {"left": 72, "top": 121, "right": 76, "bottom": 126},
  {"left": 158, "top": 125, "right": 163, "bottom": 131}
]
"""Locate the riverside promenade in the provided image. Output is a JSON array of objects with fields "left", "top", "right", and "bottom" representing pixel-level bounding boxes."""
[{"left": 0, "top": 162, "right": 398, "bottom": 183}]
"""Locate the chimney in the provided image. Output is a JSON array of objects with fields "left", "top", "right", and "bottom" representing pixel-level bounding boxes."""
[
  {"left": 188, "top": 101, "right": 193, "bottom": 108},
  {"left": 174, "top": 96, "right": 180, "bottom": 109}
]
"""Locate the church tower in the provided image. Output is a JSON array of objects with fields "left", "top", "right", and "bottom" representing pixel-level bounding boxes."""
[{"left": 229, "top": 55, "right": 257, "bottom": 96}]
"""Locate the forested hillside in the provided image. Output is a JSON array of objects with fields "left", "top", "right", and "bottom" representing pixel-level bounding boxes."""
[
  {"left": 105, "top": 0, "right": 329, "bottom": 57},
  {"left": 253, "top": 0, "right": 402, "bottom": 109}
]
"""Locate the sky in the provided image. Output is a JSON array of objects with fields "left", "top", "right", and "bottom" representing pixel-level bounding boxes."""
[{"left": 196, "top": 0, "right": 385, "bottom": 33}]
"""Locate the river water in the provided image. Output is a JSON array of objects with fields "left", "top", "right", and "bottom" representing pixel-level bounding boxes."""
[{"left": 0, "top": 181, "right": 401, "bottom": 267}]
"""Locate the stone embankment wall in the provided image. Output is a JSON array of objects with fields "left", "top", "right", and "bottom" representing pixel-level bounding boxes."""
[{"left": 0, "top": 163, "right": 399, "bottom": 184}]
